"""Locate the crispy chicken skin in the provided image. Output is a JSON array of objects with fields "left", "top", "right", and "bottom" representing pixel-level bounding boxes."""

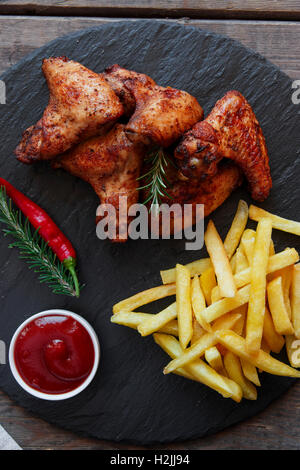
[
  {"left": 175, "top": 90, "right": 272, "bottom": 201},
  {"left": 103, "top": 64, "right": 156, "bottom": 116},
  {"left": 53, "top": 124, "right": 146, "bottom": 242},
  {"left": 125, "top": 84, "right": 204, "bottom": 148},
  {"left": 16, "top": 57, "right": 124, "bottom": 164},
  {"left": 105, "top": 64, "right": 204, "bottom": 148},
  {"left": 143, "top": 160, "right": 243, "bottom": 234}
]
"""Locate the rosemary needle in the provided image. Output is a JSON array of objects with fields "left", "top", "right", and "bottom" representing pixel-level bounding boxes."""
[{"left": 137, "top": 147, "right": 174, "bottom": 212}]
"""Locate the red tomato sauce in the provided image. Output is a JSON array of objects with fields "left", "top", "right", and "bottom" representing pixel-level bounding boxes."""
[{"left": 14, "top": 315, "right": 95, "bottom": 394}]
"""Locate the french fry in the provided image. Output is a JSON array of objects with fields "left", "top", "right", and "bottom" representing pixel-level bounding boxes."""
[
  {"left": 291, "top": 264, "right": 300, "bottom": 339},
  {"left": 258, "top": 339, "right": 271, "bottom": 372},
  {"left": 153, "top": 334, "right": 195, "bottom": 380},
  {"left": 164, "top": 332, "right": 218, "bottom": 375},
  {"left": 211, "top": 285, "right": 222, "bottom": 304},
  {"left": 286, "top": 335, "right": 300, "bottom": 368},
  {"left": 201, "top": 284, "right": 250, "bottom": 323},
  {"left": 113, "top": 283, "right": 176, "bottom": 314},
  {"left": 240, "top": 358, "right": 261, "bottom": 386},
  {"left": 249, "top": 205, "right": 300, "bottom": 236},
  {"left": 224, "top": 200, "right": 249, "bottom": 259},
  {"left": 241, "top": 229, "right": 256, "bottom": 265},
  {"left": 230, "top": 252, "right": 237, "bottom": 274},
  {"left": 282, "top": 266, "right": 293, "bottom": 319},
  {"left": 191, "top": 275, "right": 210, "bottom": 330},
  {"left": 235, "top": 247, "right": 249, "bottom": 273},
  {"left": 112, "top": 204, "right": 300, "bottom": 404},
  {"left": 232, "top": 305, "right": 247, "bottom": 336},
  {"left": 246, "top": 217, "right": 272, "bottom": 354},
  {"left": 205, "top": 220, "right": 237, "bottom": 298},
  {"left": 267, "top": 276, "right": 294, "bottom": 335},
  {"left": 215, "top": 330, "right": 300, "bottom": 377},
  {"left": 191, "top": 318, "right": 205, "bottom": 344},
  {"left": 176, "top": 264, "right": 193, "bottom": 348},
  {"left": 262, "top": 307, "right": 285, "bottom": 353},
  {"left": 161, "top": 247, "right": 299, "bottom": 288},
  {"left": 160, "top": 258, "right": 211, "bottom": 285},
  {"left": 137, "top": 302, "right": 177, "bottom": 336},
  {"left": 261, "top": 339, "right": 271, "bottom": 354},
  {"left": 111, "top": 311, "right": 152, "bottom": 329},
  {"left": 154, "top": 333, "right": 242, "bottom": 402},
  {"left": 205, "top": 346, "right": 224, "bottom": 372},
  {"left": 235, "top": 248, "right": 299, "bottom": 290},
  {"left": 111, "top": 311, "right": 179, "bottom": 335},
  {"left": 224, "top": 351, "right": 257, "bottom": 400},
  {"left": 200, "top": 267, "right": 216, "bottom": 305},
  {"left": 160, "top": 320, "right": 179, "bottom": 336},
  {"left": 210, "top": 248, "right": 299, "bottom": 303},
  {"left": 163, "top": 312, "right": 241, "bottom": 374}
]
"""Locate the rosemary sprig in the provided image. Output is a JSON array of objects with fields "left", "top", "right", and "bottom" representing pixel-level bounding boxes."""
[
  {"left": 0, "top": 188, "right": 79, "bottom": 297},
  {"left": 137, "top": 147, "right": 174, "bottom": 212}
]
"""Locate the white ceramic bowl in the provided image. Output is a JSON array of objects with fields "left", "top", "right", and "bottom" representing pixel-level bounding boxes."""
[{"left": 9, "top": 309, "right": 100, "bottom": 401}]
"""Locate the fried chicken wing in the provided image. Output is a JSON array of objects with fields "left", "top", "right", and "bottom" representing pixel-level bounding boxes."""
[
  {"left": 105, "top": 64, "right": 204, "bottom": 148},
  {"left": 125, "top": 84, "right": 204, "bottom": 148},
  {"left": 175, "top": 90, "right": 272, "bottom": 201},
  {"left": 53, "top": 124, "right": 146, "bottom": 241},
  {"left": 16, "top": 57, "right": 124, "bottom": 164},
  {"left": 143, "top": 160, "right": 243, "bottom": 235},
  {"left": 103, "top": 64, "right": 156, "bottom": 116}
]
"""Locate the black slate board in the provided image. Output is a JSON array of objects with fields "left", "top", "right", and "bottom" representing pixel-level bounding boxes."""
[{"left": 0, "top": 20, "right": 300, "bottom": 445}]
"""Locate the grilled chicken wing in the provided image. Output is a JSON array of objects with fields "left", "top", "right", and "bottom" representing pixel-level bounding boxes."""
[
  {"left": 104, "top": 64, "right": 204, "bottom": 147},
  {"left": 103, "top": 64, "right": 156, "bottom": 116},
  {"left": 53, "top": 124, "right": 146, "bottom": 241},
  {"left": 143, "top": 160, "right": 243, "bottom": 234},
  {"left": 125, "top": 83, "right": 204, "bottom": 148},
  {"left": 16, "top": 57, "right": 124, "bottom": 164},
  {"left": 175, "top": 90, "right": 271, "bottom": 201}
]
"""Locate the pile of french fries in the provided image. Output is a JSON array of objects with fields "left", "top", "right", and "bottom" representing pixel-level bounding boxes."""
[{"left": 111, "top": 201, "right": 300, "bottom": 402}]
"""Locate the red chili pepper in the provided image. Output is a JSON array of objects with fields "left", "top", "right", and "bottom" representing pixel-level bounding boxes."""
[{"left": 0, "top": 177, "right": 79, "bottom": 297}]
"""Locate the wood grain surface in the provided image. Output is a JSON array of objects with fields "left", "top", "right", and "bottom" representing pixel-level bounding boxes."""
[
  {"left": 0, "top": 8, "right": 300, "bottom": 450},
  {"left": 1, "top": 1, "right": 300, "bottom": 20},
  {"left": 1, "top": 17, "right": 300, "bottom": 79}
]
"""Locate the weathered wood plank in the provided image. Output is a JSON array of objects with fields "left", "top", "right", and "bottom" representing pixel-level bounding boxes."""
[
  {"left": 0, "top": 17, "right": 300, "bottom": 78},
  {"left": 1, "top": 1, "right": 300, "bottom": 20},
  {"left": 1, "top": 14, "right": 300, "bottom": 449}
]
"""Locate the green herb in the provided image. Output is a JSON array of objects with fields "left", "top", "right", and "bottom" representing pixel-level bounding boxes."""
[
  {"left": 137, "top": 147, "right": 174, "bottom": 212},
  {"left": 0, "top": 188, "right": 80, "bottom": 297}
]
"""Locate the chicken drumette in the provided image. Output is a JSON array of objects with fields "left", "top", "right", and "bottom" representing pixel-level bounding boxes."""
[
  {"left": 175, "top": 90, "right": 272, "bottom": 201},
  {"left": 16, "top": 57, "right": 124, "bottom": 164},
  {"left": 104, "top": 64, "right": 204, "bottom": 147}
]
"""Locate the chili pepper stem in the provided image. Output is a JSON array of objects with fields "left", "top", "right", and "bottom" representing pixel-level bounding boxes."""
[
  {"left": 68, "top": 266, "right": 80, "bottom": 298},
  {"left": 63, "top": 257, "right": 80, "bottom": 298}
]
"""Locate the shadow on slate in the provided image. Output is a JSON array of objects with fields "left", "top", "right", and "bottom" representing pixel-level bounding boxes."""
[{"left": 0, "top": 20, "right": 300, "bottom": 445}]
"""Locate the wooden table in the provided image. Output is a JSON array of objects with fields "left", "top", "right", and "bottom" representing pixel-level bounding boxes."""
[{"left": 1, "top": 1, "right": 300, "bottom": 450}]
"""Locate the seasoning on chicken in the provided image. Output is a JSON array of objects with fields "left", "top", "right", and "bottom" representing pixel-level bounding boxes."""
[
  {"left": 144, "top": 160, "right": 243, "bottom": 234},
  {"left": 103, "top": 64, "right": 156, "bottom": 116},
  {"left": 175, "top": 90, "right": 272, "bottom": 201},
  {"left": 53, "top": 124, "right": 147, "bottom": 242},
  {"left": 105, "top": 64, "right": 204, "bottom": 148},
  {"left": 125, "top": 83, "right": 204, "bottom": 148},
  {"left": 16, "top": 57, "right": 124, "bottom": 164}
]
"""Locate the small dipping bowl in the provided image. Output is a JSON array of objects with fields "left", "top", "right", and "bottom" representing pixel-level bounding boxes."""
[{"left": 9, "top": 309, "right": 100, "bottom": 401}]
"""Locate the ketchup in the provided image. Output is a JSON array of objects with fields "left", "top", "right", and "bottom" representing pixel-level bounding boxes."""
[{"left": 14, "top": 315, "right": 95, "bottom": 394}]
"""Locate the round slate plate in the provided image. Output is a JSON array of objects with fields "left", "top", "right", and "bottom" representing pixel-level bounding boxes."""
[{"left": 0, "top": 20, "right": 300, "bottom": 445}]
